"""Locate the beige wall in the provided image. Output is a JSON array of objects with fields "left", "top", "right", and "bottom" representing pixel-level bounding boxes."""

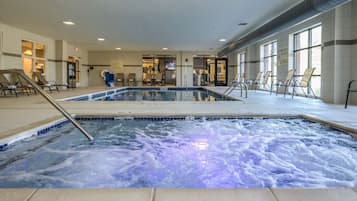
[
  {"left": 88, "top": 50, "right": 216, "bottom": 87},
  {"left": 0, "top": 22, "right": 89, "bottom": 87}
]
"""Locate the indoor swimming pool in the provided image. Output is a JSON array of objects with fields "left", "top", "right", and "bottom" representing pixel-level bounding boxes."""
[
  {"left": 101, "top": 88, "right": 235, "bottom": 101},
  {"left": 0, "top": 117, "right": 356, "bottom": 188},
  {"left": 63, "top": 87, "right": 237, "bottom": 101}
]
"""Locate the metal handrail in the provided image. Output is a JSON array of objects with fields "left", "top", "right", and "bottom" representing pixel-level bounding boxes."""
[
  {"left": 224, "top": 80, "right": 248, "bottom": 98},
  {"left": 0, "top": 69, "right": 94, "bottom": 141},
  {"left": 345, "top": 80, "right": 357, "bottom": 109}
]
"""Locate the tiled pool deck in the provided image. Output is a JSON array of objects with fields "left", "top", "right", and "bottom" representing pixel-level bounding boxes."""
[
  {"left": 0, "top": 86, "right": 356, "bottom": 200},
  {"left": 1, "top": 188, "right": 357, "bottom": 201},
  {"left": 1, "top": 86, "right": 357, "bottom": 139}
]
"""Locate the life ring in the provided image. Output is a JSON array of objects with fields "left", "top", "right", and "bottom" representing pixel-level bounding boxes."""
[{"left": 100, "top": 69, "right": 109, "bottom": 78}]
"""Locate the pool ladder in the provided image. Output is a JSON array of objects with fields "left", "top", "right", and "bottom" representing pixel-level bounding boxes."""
[
  {"left": 1, "top": 69, "right": 94, "bottom": 141},
  {"left": 223, "top": 81, "right": 248, "bottom": 98}
]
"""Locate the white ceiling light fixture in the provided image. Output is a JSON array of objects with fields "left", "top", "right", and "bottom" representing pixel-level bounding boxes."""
[
  {"left": 97, "top": 38, "right": 105, "bottom": 41},
  {"left": 62, "top": 21, "right": 75, "bottom": 26},
  {"left": 219, "top": 38, "right": 227, "bottom": 42},
  {"left": 162, "top": 48, "right": 168, "bottom": 50},
  {"left": 115, "top": 47, "right": 122, "bottom": 50}
]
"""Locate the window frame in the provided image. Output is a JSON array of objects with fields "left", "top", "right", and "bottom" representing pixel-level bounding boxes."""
[
  {"left": 260, "top": 40, "right": 278, "bottom": 87},
  {"left": 293, "top": 24, "right": 322, "bottom": 96},
  {"left": 21, "top": 39, "right": 47, "bottom": 78},
  {"left": 293, "top": 25, "right": 322, "bottom": 72}
]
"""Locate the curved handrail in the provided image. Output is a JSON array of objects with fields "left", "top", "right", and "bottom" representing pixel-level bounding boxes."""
[{"left": 345, "top": 80, "right": 357, "bottom": 109}]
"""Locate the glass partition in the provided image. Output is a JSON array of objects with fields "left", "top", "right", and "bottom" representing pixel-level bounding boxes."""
[{"left": 142, "top": 56, "right": 176, "bottom": 86}]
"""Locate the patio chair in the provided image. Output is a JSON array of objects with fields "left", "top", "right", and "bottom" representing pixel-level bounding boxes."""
[
  {"left": 127, "top": 73, "right": 137, "bottom": 86},
  {"left": 116, "top": 73, "right": 125, "bottom": 85},
  {"left": 291, "top": 68, "right": 316, "bottom": 99},
  {"left": 13, "top": 70, "right": 37, "bottom": 95},
  {"left": 257, "top": 71, "right": 271, "bottom": 90},
  {"left": 345, "top": 80, "right": 357, "bottom": 109},
  {"left": 32, "top": 72, "right": 66, "bottom": 92},
  {"left": 249, "top": 72, "right": 262, "bottom": 90},
  {"left": 0, "top": 73, "right": 18, "bottom": 97},
  {"left": 272, "top": 69, "right": 295, "bottom": 97}
]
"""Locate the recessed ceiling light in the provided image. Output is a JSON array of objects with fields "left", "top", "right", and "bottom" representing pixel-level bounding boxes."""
[
  {"left": 238, "top": 22, "right": 248, "bottom": 26},
  {"left": 115, "top": 47, "right": 122, "bottom": 50},
  {"left": 97, "top": 38, "right": 105, "bottom": 41},
  {"left": 62, "top": 21, "right": 75, "bottom": 26},
  {"left": 219, "top": 38, "right": 227, "bottom": 42},
  {"left": 162, "top": 48, "right": 168, "bottom": 50}
]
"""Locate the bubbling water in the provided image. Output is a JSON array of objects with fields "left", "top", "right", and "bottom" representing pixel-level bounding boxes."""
[{"left": 0, "top": 118, "right": 356, "bottom": 188}]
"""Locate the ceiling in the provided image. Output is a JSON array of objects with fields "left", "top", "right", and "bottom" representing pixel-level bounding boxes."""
[{"left": 0, "top": 0, "right": 302, "bottom": 51}]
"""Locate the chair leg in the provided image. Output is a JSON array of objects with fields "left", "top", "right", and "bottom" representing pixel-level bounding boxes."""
[
  {"left": 301, "top": 87, "right": 307, "bottom": 97},
  {"left": 345, "top": 90, "right": 350, "bottom": 109},
  {"left": 292, "top": 85, "right": 296, "bottom": 99},
  {"left": 309, "top": 86, "right": 317, "bottom": 98},
  {"left": 283, "top": 85, "right": 288, "bottom": 98},
  {"left": 25, "top": 88, "right": 30, "bottom": 96}
]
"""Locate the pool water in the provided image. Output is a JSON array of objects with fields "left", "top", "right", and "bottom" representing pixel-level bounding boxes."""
[
  {"left": 98, "top": 88, "right": 235, "bottom": 101},
  {"left": 0, "top": 118, "right": 356, "bottom": 188}
]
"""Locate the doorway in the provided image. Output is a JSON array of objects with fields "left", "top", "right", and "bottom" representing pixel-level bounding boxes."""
[
  {"left": 193, "top": 56, "right": 215, "bottom": 86},
  {"left": 215, "top": 58, "right": 228, "bottom": 86},
  {"left": 67, "top": 56, "right": 79, "bottom": 88}
]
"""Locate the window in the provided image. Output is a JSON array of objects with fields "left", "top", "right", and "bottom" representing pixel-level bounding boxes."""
[
  {"left": 21, "top": 40, "right": 46, "bottom": 78},
  {"left": 237, "top": 52, "right": 246, "bottom": 82},
  {"left": 260, "top": 41, "right": 277, "bottom": 88},
  {"left": 293, "top": 25, "right": 321, "bottom": 96}
]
